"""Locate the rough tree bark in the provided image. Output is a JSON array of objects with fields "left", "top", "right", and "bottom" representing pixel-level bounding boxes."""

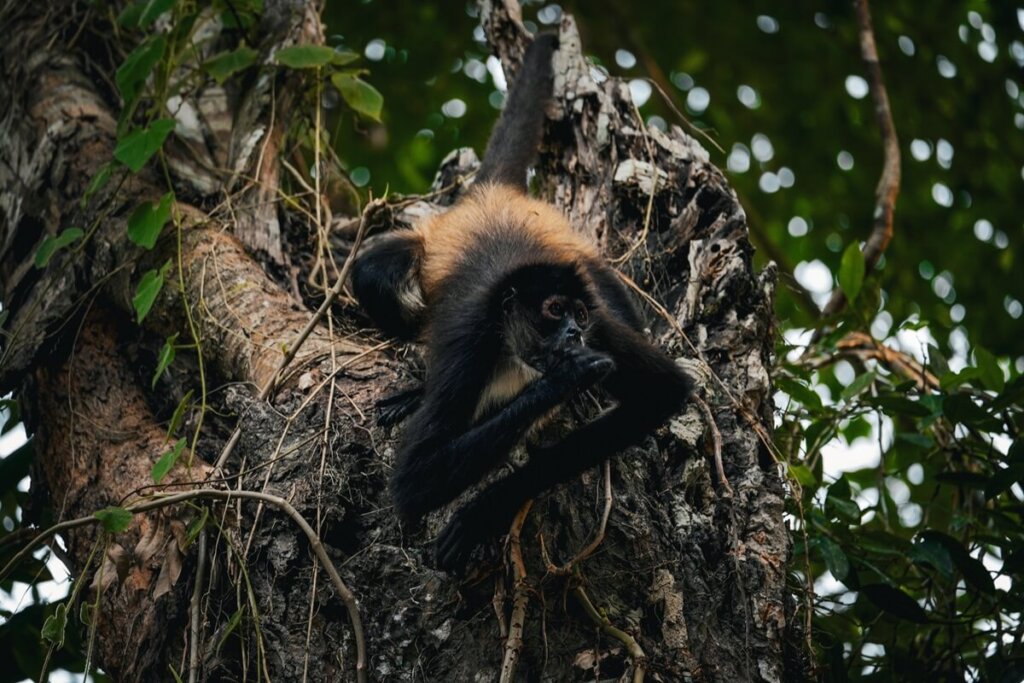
[{"left": 0, "top": 0, "right": 808, "bottom": 680}]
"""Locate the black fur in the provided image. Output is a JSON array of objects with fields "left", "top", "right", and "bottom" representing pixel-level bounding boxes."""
[
  {"left": 376, "top": 385, "right": 424, "bottom": 427},
  {"left": 349, "top": 32, "right": 692, "bottom": 574},
  {"left": 351, "top": 231, "right": 424, "bottom": 341},
  {"left": 475, "top": 33, "right": 558, "bottom": 189},
  {"left": 389, "top": 251, "right": 606, "bottom": 522},
  {"left": 435, "top": 309, "right": 691, "bottom": 570}
]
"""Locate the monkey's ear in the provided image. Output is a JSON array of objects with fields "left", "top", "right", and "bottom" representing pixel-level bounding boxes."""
[{"left": 501, "top": 287, "right": 518, "bottom": 313}]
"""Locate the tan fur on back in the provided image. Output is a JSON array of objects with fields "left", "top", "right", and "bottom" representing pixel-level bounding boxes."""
[{"left": 415, "top": 183, "right": 598, "bottom": 296}]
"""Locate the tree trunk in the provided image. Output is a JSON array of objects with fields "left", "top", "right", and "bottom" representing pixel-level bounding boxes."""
[{"left": 0, "top": 0, "right": 808, "bottom": 681}]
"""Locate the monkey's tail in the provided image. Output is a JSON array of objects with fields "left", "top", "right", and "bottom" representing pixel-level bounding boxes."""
[{"left": 475, "top": 33, "right": 558, "bottom": 190}]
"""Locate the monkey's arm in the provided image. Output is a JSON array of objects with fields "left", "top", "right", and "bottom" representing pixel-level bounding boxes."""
[
  {"left": 351, "top": 231, "right": 425, "bottom": 341},
  {"left": 436, "top": 318, "right": 691, "bottom": 571},
  {"left": 390, "top": 347, "right": 613, "bottom": 523}
]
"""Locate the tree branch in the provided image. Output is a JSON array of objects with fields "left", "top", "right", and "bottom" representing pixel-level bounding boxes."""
[{"left": 815, "top": 0, "right": 901, "bottom": 329}]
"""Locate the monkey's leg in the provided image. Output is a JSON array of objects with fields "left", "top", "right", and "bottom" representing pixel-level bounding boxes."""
[
  {"left": 351, "top": 231, "right": 424, "bottom": 341},
  {"left": 437, "top": 322, "right": 692, "bottom": 571},
  {"left": 391, "top": 347, "right": 614, "bottom": 522}
]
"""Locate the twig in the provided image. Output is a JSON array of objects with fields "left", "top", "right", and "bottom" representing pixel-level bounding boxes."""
[
  {"left": 187, "top": 531, "right": 208, "bottom": 683},
  {"left": 493, "top": 576, "right": 508, "bottom": 639},
  {"left": 612, "top": 101, "right": 658, "bottom": 265},
  {"left": 813, "top": 0, "right": 900, "bottom": 338},
  {"left": 541, "top": 461, "right": 613, "bottom": 576},
  {"left": 572, "top": 586, "right": 646, "bottom": 683},
  {"left": 617, "top": 271, "right": 783, "bottom": 464},
  {"left": 499, "top": 500, "right": 533, "bottom": 683},
  {"left": 800, "top": 330, "right": 939, "bottom": 391},
  {"left": 212, "top": 197, "right": 380, "bottom": 472},
  {"left": 694, "top": 397, "right": 733, "bottom": 497},
  {"left": 256, "top": 196, "right": 381, "bottom": 401},
  {"left": 0, "top": 489, "right": 368, "bottom": 683}
]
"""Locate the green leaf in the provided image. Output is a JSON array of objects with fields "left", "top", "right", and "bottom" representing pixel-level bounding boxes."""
[
  {"left": 920, "top": 531, "right": 996, "bottom": 594},
  {"left": 896, "top": 432, "right": 934, "bottom": 450},
  {"left": 127, "top": 192, "right": 174, "bottom": 249},
  {"left": 152, "top": 438, "right": 186, "bottom": 483},
  {"left": 35, "top": 228, "right": 84, "bottom": 268},
  {"left": 94, "top": 506, "right": 133, "bottom": 533},
  {"left": 332, "top": 72, "right": 383, "bottom": 122},
  {"left": 974, "top": 346, "right": 1005, "bottom": 392},
  {"left": 992, "top": 375, "right": 1024, "bottom": 411},
  {"left": 117, "top": 1, "right": 145, "bottom": 27},
  {"left": 41, "top": 603, "right": 68, "bottom": 647},
  {"left": 908, "top": 537, "right": 954, "bottom": 580},
  {"left": 79, "top": 601, "right": 92, "bottom": 626},
  {"left": 838, "top": 242, "right": 865, "bottom": 304},
  {"left": 985, "top": 461, "right": 1024, "bottom": 499},
  {"left": 152, "top": 333, "right": 178, "bottom": 388},
  {"left": 860, "top": 584, "right": 928, "bottom": 623},
  {"left": 825, "top": 493, "right": 861, "bottom": 523},
  {"left": 816, "top": 536, "right": 850, "bottom": 580},
  {"left": 866, "top": 395, "right": 933, "bottom": 418},
  {"left": 203, "top": 46, "right": 259, "bottom": 83},
  {"left": 166, "top": 389, "right": 193, "bottom": 439},
  {"left": 81, "top": 162, "right": 114, "bottom": 208},
  {"left": 138, "top": 0, "right": 176, "bottom": 28},
  {"left": 215, "top": 608, "right": 244, "bottom": 653},
  {"left": 115, "top": 119, "right": 176, "bottom": 173},
  {"left": 115, "top": 36, "right": 167, "bottom": 103},
  {"left": 840, "top": 371, "right": 874, "bottom": 402},
  {"left": 940, "top": 366, "right": 980, "bottom": 391},
  {"left": 184, "top": 506, "right": 208, "bottom": 549},
  {"left": 276, "top": 44, "right": 342, "bottom": 68},
  {"left": 942, "top": 393, "right": 990, "bottom": 426},
  {"left": 133, "top": 260, "right": 172, "bottom": 324},
  {"left": 775, "top": 377, "right": 822, "bottom": 410},
  {"left": 788, "top": 463, "right": 817, "bottom": 488}
]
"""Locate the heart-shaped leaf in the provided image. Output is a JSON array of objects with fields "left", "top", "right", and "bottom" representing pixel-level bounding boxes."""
[
  {"left": 152, "top": 437, "right": 186, "bottom": 484},
  {"left": 115, "top": 119, "right": 175, "bottom": 172},
  {"left": 94, "top": 506, "right": 133, "bottom": 533},
  {"left": 115, "top": 36, "right": 167, "bottom": 103},
  {"left": 203, "top": 46, "right": 259, "bottom": 83},
  {"left": 35, "top": 228, "right": 84, "bottom": 268},
  {"left": 133, "top": 260, "right": 172, "bottom": 323},
  {"left": 127, "top": 192, "right": 174, "bottom": 249}
]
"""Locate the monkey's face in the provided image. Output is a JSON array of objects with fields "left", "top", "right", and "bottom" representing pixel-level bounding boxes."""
[{"left": 503, "top": 290, "right": 592, "bottom": 372}]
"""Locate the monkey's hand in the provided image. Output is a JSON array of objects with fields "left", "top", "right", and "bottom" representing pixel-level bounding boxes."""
[
  {"left": 376, "top": 384, "right": 424, "bottom": 427},
  {"left": 547, "top": 346, "right": 615, "bottom": 392},
  {"left": 436, "top": 492, "right": 520, "bottom": 573}
]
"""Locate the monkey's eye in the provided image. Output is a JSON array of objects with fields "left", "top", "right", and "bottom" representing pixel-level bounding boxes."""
[
  {"left": 543, "top": 298, "right": 564, "bottom": 319},
  {"left": 575, "top": 304, "right": 588, "bottom": 324}
]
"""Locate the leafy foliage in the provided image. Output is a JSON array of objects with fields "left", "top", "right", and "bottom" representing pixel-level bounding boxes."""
[
  {"left": 126, "top": 192, "right": 174, "bottom": 249},
  {"left": 114, "top": 120, "right": 175, "bottom": 173},
  {"left": 34, "top": 228, "right": 84, "bottom": 268},
  {"left": 132, "top": 260, "right": 172, "bottom": 323},
  {"left": 93, "top": 507, "right": 133, "bottom": 534}
]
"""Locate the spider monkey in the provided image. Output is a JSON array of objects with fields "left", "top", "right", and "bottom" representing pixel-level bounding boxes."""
[{"left": 351, "top": 33, "right": 692, "bottom": 572}]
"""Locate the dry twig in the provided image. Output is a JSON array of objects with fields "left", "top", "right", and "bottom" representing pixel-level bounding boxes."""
[{"left": 499, "top": 500, "right": 534, "bottom": 683}]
